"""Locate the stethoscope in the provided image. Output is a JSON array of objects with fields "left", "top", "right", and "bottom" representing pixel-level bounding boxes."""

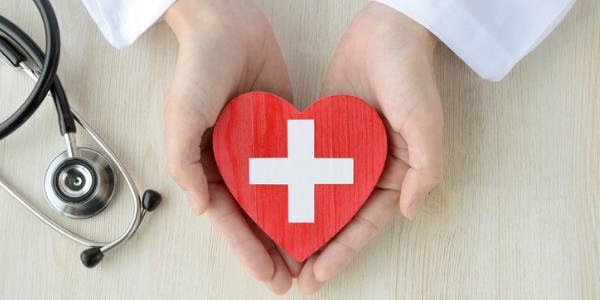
[{"left": 0, "top": 0, "right": 161, "bottom": 268}]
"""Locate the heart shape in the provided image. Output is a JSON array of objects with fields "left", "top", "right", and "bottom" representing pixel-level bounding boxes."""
[{"left": 213, "top": 92, "right": 387, "bottom": 261}]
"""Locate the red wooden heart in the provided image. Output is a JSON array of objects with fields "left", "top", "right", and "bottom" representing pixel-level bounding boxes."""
[{"left": 212, "top": 92, "right": 387, "bottom": 261}]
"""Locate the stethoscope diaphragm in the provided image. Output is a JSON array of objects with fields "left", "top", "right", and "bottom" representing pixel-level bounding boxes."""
[
  {"left": 0, "top": 0, "right": 162, "bottom": 268},
  {"left": 44, "top": 148, "right": 117, "bottom": 219}
]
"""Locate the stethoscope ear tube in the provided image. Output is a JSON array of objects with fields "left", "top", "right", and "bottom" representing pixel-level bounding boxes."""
[
  {"left": 71, "top": 108, "right": 162, "bottom": 267},
  {"left": 0, "top": 36, "right": 26, "bottom": 67},
  {"left": 0, "top": 107, "right": 162, "bottom": 268},
  {"left": 0, "top": 0, "right": 162, "bottom": 267},
  {"left": 80, "top": 190, "right": 162, "bottom": 268},
  {"left": 0, "top": 0, "right": 65, "bottom": 140}
]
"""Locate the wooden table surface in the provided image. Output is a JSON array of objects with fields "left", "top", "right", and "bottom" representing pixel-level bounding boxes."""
[{"left": 0, "top": 1, "right": 598, "bottom": 299}]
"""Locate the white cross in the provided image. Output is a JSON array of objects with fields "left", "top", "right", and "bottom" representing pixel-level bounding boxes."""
[{"left": 249, "top": 120, "right": 354, "bottom": 223}]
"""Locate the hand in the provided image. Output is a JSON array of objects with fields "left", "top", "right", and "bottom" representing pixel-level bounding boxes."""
[
  {"left": 163, "top": 0, "right": 300, "bottom": 294},
  {"left": 297, "top": 2, "right": 443, "bottom": 293}
]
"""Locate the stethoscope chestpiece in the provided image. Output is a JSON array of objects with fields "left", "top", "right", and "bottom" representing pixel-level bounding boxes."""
[
  {"left": 44, "top": 148, "right": 116, "bottom": 219},
  {"left": 0, "top": 0, "right": 163, "bottom": 268}
]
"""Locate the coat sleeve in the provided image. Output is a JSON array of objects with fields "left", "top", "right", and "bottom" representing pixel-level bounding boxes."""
[
  {"left": 371, "top": 0, "right": 575, "bottom": 81},
  {"left": 81, "top": 0, "right": 176, "bottom": 48}
]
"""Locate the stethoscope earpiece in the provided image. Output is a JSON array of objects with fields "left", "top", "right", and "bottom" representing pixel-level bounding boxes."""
[
  {"left": 77, "top": 189, "right": 161, "bottom": 269},
  {"left": 142, "top": 190, "right": 162, "bottom": 212},
  {"left": 80, "top": 247, "right": 104, "bottom": 268},
  {"left": 0, "top": 0, "right": 161, "bottom": 267}
]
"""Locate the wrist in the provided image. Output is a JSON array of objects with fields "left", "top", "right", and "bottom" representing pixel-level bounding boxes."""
[
  {"left": 364, "top": 2, "right": 439, "bottom": 54},
  {"left": 164, "top": 0, "right": 231, "bottom": 41},
  {"left": 165, "top": 1, "right": 221, "bottom": 41},
  {"left": 164, "top": 0, "right": 196, "bottom": 39}
]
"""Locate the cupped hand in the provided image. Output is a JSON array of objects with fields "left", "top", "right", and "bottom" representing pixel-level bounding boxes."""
[
  {"left": 297, "top": 2, "right": 443, "bottom": 293},
  {"left": 163, "top": 0, "right": 300, "bottom": 294}
]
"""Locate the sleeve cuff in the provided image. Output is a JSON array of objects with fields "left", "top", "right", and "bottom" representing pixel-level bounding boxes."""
[
  {"left": 82, "top": 0, "right": 176, "bottom": 49},
  {"left": 371, "top": 0, "right": 575, "bottom": 81}
]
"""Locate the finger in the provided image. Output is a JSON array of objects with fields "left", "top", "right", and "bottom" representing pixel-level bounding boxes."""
[
  {"left": 312, "top": 189, "right": 399, "bottom": 282},
  {"left": 164, "top": 33, "right": 243, "bottom": 214},
  {"left": 246, "top": 218, "right": 294, "bottom": 293},
  {"left": 207, "top": 184, "right": 275, "bottom": 282},
  {"left": 376, "top": 120, "right": 410, "bottom": 192},
  {"left": 164, "top": 101, "right": 210, "bottom": 215},
  {"left": 374, "top": 53, "right": 443, "bottom": 220},
  {"left": 297, "top": 255, "right": 325, "bottom": 294},
  {"left": 264, "top": 248, "right": 293, "bottom": 294},
  {"left": 198, "top": 129, "right": 224, "bottom": 183},
  {"left": 399, "top": 166, "right": 441, "bottom": 220},
  {"left": 249, "top": 218, "right": 303, "bottom": 277},
  {"left": 392, "top": 102, "right": 443, "bottom": 220},
  {"left": 278, "top": 247, "right": 303, "bottom": 278},
  {"left": 247, "top": 219, "right": 303, "bottom": 277}
]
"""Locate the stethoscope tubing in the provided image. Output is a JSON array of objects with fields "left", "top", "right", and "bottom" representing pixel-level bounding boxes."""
[
  {"left": 69, "top": 108, "right": 144, "bottom": 254},
  {"left": 0, "top": 104, "right": 146, "bottom": 254},
  {"left": 0, "top": 0, "right": 161, "bottom": 267},
  {"left": 0, "top": 0, "right": 75, "bottom": 140}
]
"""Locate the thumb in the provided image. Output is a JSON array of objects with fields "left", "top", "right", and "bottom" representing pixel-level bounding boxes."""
[
  {"left": 375, "top": 51, "right": 443, "bottom": 220},
  {"left": 163, "top": 29, "right": 243, "bottom": 215},
  {"left": 164, "top": 100, "right": 211, "bottom": 215}
]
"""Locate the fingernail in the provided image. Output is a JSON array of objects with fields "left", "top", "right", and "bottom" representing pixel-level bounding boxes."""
[
  {"left": 186, "top": 192, "right": 201, "bottom": 215},
  {"left": 406, "top": 197, "right": 425, "bottom": 220}
]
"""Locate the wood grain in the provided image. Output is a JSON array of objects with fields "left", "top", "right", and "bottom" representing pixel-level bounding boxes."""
[
  {"left": 212, "top": 92, "right": 387, "bottom": 261},
  {"left": 0, "top": 0, "right": 598, "bottom": 299}
]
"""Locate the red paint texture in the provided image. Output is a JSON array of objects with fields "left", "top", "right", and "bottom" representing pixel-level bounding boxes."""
[{"left": 213, "top": 92, "right": 387, "bottom": 261}]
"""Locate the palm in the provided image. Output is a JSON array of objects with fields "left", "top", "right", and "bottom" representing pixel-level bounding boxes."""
[
  {"left": 164, "top": 0, "right": 443, "bottom": 294},
  {"left": 297, "top": 3, "right": 443, "bottom": 293},
  {"left": 163, "top": 0, "right": 299, "bottom": 294}
]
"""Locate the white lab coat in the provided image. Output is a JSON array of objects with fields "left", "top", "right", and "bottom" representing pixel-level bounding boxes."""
[{"left": 81, "top": 0, "right": 575, "bottom": 81}]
